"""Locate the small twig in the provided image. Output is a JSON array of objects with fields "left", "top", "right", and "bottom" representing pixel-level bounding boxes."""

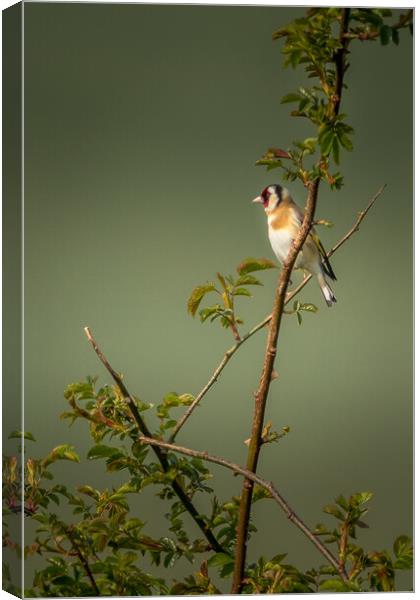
[
  {"left": 65, "top": 527, "right": 100, "bottom": 595},
  {"left": 138, "top": 434, "right": 349, "bottom": 583},
  {"left": 170, "top": 185, "right": 385, "bottom": 443},
  {"left": 230, "top": 320, "right": 242, "bottom": 343},
  {"left": 328, "top": 184, "right": 386, "bottom": 254},
  {"left": 83, "top": 327, "right": 225, "bottom": 555}
]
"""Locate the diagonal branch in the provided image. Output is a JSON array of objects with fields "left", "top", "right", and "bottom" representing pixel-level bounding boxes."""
[
  {"left": 138, "top": 434, "right": 349, "bottom": 583},
  {"left": 168, "top": 318, "right": 267, "bottom": 444},
  {"left": 83, "top": 327, "right": 225, "bottom": 555},
  {"left": 170, "top": 184, "right": 385, "bottom": 444}
]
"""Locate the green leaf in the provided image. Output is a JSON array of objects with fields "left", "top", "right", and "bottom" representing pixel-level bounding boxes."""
[
  {"left": 394, "top": 555, "right": 413, "bottom": 570},
  {"left": 157, "top": 392, "right": 195, "bottom": 419},
  {"left": 298, "top": 303, "right": 318, "bottom": 313},
  {"left": 9, "top": 431, "right": 36, "bottom": 442},
  {"left": 332, "top": 136, "right": 340, "bottom": 165},
  {"left": 393, "top": 535, "right": 413, "bottom": 569},
  {"left": 267, "top": 161, "right": 283, "bottom": 172},
  {"left": 236, "top": 257, "right": 277, "bottom": 276},
  {"left": 199, "top": 306, "right": 220, "bottom": 322},
  {"left": 77, "top": 485, "right": 100, "bottom": 499},
  {"left": 233, "top": 287, "right": 252, "bottom": 297},
  {"left": 296, "top": 311, "right": 302, "bottom": 325},
  {"left": 236, "top": 274, "right": 262, "bottom": 286},
  {"left": 393, "top": 534, "right": 412, "bottom": 557},
  {"left": 43, "top": 445, "right": 80, "bottom": 466},
  {"left": 208, "top": 553, "right": 234, "bottom": 568},
  {"left": 131, "top": 440, "right": 149, "bottom": 460},
  {"left": 301, "top": 137, "right": 317, "bottom": 152},
  {"left": 87, "top": 445, "right": 122, "bottom": 460},
  {"left": 391, "top": 28, "right": 400, "bottom": 46},
  {"left": 319, "top": 565, "right": 338, "bottom": 575},
  {"left": 271, "top": 552, "right": 288, "bottom": 564},
  {"left": 355, "top": 519, "right": 369, "bottom": 528},
  {"left": 281, "top": 93, "right": 302, "bottom": 104},
  {"left": 319, "top": 579, "right": 350, "bottom": 592},
  {"left": 178, "top": 393, "right": 195, "bottom": 404},
  {"left": 313, "top": 523, "right": 329, "bottom": 535},
  {"left": 187, "top": 283, "right": 216, "bottom": 317},
  {"left": 379, "top": 24, "right": 391, "bottom": 45},
  {"left": 116, "top": 482, "right": 138, "bottom": 494},
  {"left": 350, "top": 491, "right": 373, "bottom": 506},
  {"left": 337, "top": 129, "right": 353, "bottom": 152},
  {"left": 255, "top": 158, "right": 283, "bottom": 171},
  {"left": 216, "top": 272, "right": 228, "bottom": 292},
  {"left": 323, "top": 504, "right": 345, "bottom": 520},
  {"left": 51, "top": 575, "right": 75, "bottom": 586},
  {"left": 318, "top": 125, "right": 334, "bottom": 155}
]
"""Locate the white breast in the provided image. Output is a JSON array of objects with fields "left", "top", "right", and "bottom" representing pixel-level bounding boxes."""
[{"left": 268, "top": 227, "right": 293, "bottom": 264}]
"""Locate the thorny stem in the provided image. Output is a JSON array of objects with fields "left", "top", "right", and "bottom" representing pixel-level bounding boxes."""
[
  {"left": 83, "top": 327, "right": 225, "bottom": 555},
  {"left": 138, "top": 435, "right": 349, "bottom": 583},
  {"left": 169, "top": 184, "right": 385, "bottom": 444},
  {"left": 231, "top": 9, "right": 351, "bottom": 592},
  {"left": 231, "top": 179, "right": 320, "bottom": 593}
]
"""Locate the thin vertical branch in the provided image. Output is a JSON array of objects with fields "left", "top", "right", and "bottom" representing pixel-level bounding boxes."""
[
  {"left": 231, "top": 179, "right": 320, "bottom": 593},
  {"left": 231, "top": 9, "right": 351, "bottom": 592}
]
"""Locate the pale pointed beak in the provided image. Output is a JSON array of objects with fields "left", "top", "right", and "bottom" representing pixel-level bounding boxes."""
[{"left": 252, "top": 196, "right": 263, "bottom": 204}]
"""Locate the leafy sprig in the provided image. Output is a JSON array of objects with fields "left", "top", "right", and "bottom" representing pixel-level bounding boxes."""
[
  {"left": 187, "top": 257, "right": 276, "bottom": 339},
  {"left": 258, "top": 9, "right": 412, "bottom": 190}
]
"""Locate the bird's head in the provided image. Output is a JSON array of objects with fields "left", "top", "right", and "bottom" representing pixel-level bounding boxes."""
[{"left": 252, "top": 184, "right": 290, "bottom": 213}]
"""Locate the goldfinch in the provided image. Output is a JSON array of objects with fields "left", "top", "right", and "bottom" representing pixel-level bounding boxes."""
[{"left": 253, "top": 184, "right": 337, "bottom": 306}]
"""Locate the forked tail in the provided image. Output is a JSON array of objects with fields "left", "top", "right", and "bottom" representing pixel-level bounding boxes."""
[{"left": 317, "top": 273, "right": 337, "bottom": 307}]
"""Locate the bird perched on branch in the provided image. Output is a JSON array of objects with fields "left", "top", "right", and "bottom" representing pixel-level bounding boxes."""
[{"left": 252, "top": 184, "right": 337, "bottom": 306}]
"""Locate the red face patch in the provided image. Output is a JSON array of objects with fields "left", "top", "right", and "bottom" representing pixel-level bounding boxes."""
[{"left": 261, "top": 186, "right": 270, "bottom": 206}]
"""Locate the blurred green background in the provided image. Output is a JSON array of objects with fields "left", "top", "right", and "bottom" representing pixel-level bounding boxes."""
[{"left": 22, "top": 3, "right": 412, "bottom": 591}]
